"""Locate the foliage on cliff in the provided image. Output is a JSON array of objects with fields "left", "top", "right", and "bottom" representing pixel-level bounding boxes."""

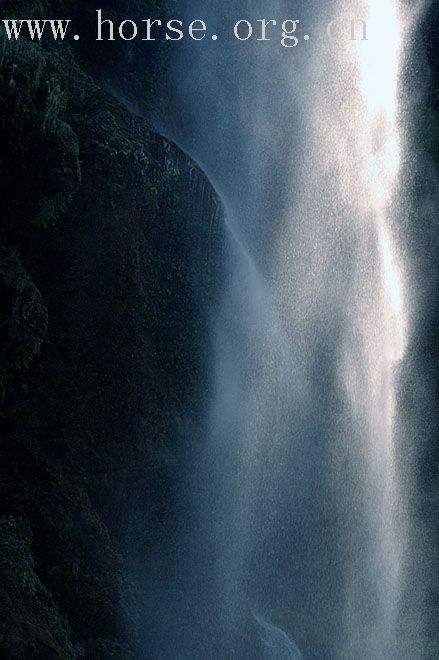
[{"left": 0, "top": 3, "right": 223, "bottom": 657}]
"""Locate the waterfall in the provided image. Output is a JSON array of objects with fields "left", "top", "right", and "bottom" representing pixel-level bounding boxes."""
[
  {"left": 146, "top": 0, "right": 426, "bottom": 657},
  {"left": 272, "top": 2, "right": 410, "bottom": 657}
]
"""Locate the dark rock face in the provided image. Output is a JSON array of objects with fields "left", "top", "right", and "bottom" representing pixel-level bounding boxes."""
[
  {"left": 0, "top": 246, "right": 48, "bottom": 392},
  {"left": 0, "top": 517, "right": 71, "bottom": 659},
  {"left": 0, "top": 11, "right": 225, "bottom": 658}
]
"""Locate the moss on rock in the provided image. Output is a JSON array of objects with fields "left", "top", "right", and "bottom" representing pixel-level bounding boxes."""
[
  {"left": 0, "top": 516, "right": 72, "bottom": 659},
  {"left": 0, "top": 246, "right": 48, "bottom": 391},
  {"left": 0, "top": 2, "right": 225, "bottom": 657}
]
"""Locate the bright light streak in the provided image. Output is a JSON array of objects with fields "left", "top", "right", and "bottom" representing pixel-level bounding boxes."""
[{"left": 355, "top": 0, "right": 407, "bottom": 360}]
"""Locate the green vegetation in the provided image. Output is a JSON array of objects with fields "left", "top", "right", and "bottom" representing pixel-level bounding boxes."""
[
  {"left": 0, "top": 517, "right": 71, "bottom": 659},
  {"left": 0, "top": 1, "right": 224, "bottom": 657}
]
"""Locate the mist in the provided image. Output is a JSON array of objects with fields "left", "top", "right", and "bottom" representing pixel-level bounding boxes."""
[{"left": 132, "top": 1, "right": 437, "bottom": 658}]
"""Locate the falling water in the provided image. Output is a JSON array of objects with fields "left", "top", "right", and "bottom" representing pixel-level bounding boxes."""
[
  {"left": 272, "top": 1, "right": 410, "bottom": 656},
  {"left": 146, "top": 0, "right": 426, "bottom": 658}
]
